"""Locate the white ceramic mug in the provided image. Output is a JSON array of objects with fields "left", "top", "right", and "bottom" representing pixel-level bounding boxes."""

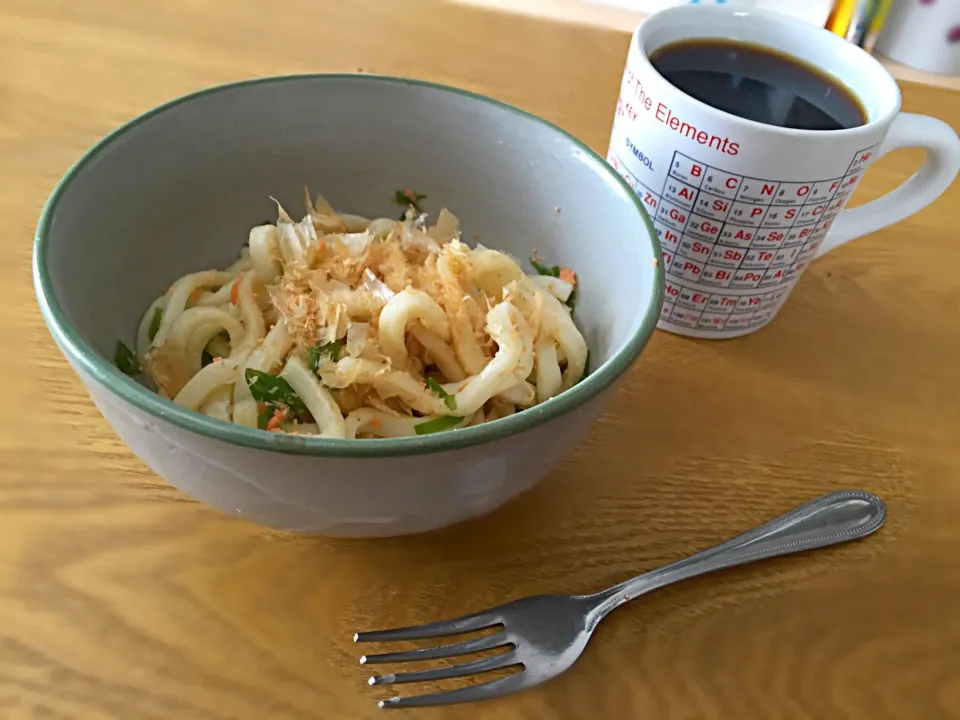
[{"left": 607, "top": 5, "right": 960, "bottom": 338}]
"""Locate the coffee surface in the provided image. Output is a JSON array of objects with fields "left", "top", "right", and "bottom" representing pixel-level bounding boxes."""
[{"left": 650, "top": 40, "right": 867, "bottom": 131}]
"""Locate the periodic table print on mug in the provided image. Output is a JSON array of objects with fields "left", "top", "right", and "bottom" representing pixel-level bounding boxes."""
[
  {"left": 609, "top": 146, "right": 871, "bottom": 334},
  {"left": 611, "top": 6, "right": 960, "bottom": 338}
]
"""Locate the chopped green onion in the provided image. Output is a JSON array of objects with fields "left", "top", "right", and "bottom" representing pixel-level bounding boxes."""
[
  {"left": 530, "top": 257, "right": 560, "bottom": 278},
  {"left": 424, "top": 377, "right": 457, "bottom": 411},
  {"left": 147, "top": 307, "right": 163, "bottom": 341},
  {"left": 414, "top": 415, "right": 463, "bottom": 435},
  {"left": 244, "top": 368, "right": 308, "bottom": 414},
  {"left": 307, "top": 340, "right": 345, "bottom": 373},
  {"left": 394, "top": 189, "right": 427, "bottom": 211},
  {"left": 114, "top": 341, "right": 140, "bottom": 376},
  {"left": 394, "top": 189, "right": 427, "bottom": 218}
]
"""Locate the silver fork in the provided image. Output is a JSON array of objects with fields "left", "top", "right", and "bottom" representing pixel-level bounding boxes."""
[{"left": 354, "top": 490, "right": 886, "bottom": 709}]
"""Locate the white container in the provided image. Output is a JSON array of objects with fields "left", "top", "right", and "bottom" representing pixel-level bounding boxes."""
[
  {"left": 33, "top": 75, "right": 663, "bottom": 537},
  {"left": 876, "top": 0, "right": 960, "bottom": 76}
]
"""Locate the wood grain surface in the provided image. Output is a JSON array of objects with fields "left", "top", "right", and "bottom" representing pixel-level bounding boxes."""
[
  {"left": 458, "top": 0, "right": 960, "bottom": 92},
  {"left": 2, "top": 1, "right": 959, "bottom": 718}
]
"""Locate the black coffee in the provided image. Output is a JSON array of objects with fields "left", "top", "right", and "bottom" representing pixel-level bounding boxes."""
[{"left": 650, "top": 40, "right": 866, "bottom": 131}]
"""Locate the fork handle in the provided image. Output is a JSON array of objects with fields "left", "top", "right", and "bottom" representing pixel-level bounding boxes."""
[{"left": 587, "top": 490, "right": 886, "bottom": 624}]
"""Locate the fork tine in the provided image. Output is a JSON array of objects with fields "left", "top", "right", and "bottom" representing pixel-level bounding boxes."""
[
  {"left": 360, "top": 631, "right": 508, "bottom": 665},
  {"left": 377, "top": 671, "right": 527, "bottom": 709},
  {"left": 353, "top": 609, "right": 500, "bottom": 643},
  {"left": 368, "top": 649, "right": 518, "bottom": 686}
]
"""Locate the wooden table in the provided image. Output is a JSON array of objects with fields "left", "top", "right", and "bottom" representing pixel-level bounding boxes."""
[
  {"left": 2, "top": 1, "right": 958, "bottom": 717},
  {"left": 461, "top": 0, "right": 960, "bottom": 92}
]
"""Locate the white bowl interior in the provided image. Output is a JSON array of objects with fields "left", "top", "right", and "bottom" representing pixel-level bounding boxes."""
[{"left": 42, "top": 76, "right": 659, "bottom": 383}]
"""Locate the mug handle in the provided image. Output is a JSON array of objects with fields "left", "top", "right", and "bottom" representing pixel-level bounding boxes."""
[{"left": 815, "top": 113, "right": 960, "bottom": 258}]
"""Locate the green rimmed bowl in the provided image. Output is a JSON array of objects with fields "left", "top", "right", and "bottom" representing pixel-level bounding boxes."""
[{"left": 33, "top": 75, "right": 663, "bottom": 536}]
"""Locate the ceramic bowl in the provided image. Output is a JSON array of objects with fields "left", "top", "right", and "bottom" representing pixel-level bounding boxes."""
[{"left": 33, "top": 75, "right": 664, "bottom": 537}]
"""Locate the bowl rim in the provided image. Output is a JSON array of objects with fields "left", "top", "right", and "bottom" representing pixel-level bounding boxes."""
[{"left": 33, "top": 73, "right": 664, "bottom": 458}]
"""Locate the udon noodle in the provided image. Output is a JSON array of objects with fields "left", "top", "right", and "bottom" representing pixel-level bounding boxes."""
[{"left": 130, "top": 190, "right": 588, "bottom": 439}]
